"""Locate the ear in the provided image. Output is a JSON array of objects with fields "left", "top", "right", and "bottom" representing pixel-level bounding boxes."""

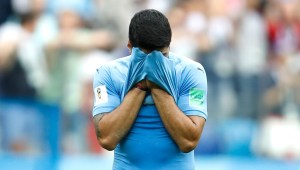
[{"left": 127, "top": 41, "right": 133, "bottom": 54}]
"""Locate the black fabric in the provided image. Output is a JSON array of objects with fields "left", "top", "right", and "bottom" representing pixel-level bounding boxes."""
[
  {"left": 0, "top": 0, "right": 13, "bottom": 25},
  {"left": 0, "top": 59, "right": 36, "bottom": 98}
]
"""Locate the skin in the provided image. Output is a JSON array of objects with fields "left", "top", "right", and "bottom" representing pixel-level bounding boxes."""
[
  {"left": 93, "top": 88, "right": 146, "bottom": 151},
  {"left": 148, "top": 82, "right": 206, "bottom": 152},
  {"left": 93, "top": 42, "right": 206, "bottom": 152}
]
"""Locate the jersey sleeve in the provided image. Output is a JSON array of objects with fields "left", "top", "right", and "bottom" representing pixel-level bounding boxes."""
[
  {"left": 177, "top": 63, "right": 208, "bottom": 120},
  {"left": 92, "top": 65, "right": 121, "bottom": 117}
]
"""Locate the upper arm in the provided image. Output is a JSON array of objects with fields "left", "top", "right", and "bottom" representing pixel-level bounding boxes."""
[
  {"left": 92, "top": 66, "right": 121, "bottom": 117},
  {"left": 177, "top": 64, "right": 208, "bottom": 120}
]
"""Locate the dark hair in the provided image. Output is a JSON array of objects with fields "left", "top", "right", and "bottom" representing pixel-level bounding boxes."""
[
  {"left": 19, "top": 12, "right": 38, "bottom": 25},
  {"left": 129, "top": 9, "right": 172, "bottom": 51}
]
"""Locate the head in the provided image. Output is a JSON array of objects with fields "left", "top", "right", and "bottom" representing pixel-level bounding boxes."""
[
  {"left": 128, "top": 9, "right": 172, "bottom": 56},
  {"left": 58, "top": 9, "right": 83, "bottom": 30},
  {"left": 20, "top": 12, "right": 39, "bottom": 33}
]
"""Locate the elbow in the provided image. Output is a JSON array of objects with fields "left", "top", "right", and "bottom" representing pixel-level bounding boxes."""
[
  {"left": 98, "top": 137, "right": 117, "bottom": 151},
  {"left": 179, "top": 140, "right": 198, "bottom": 153}
]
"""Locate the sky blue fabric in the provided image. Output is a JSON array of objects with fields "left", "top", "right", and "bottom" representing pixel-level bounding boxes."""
[
  {"left": 121, "top": 48, "right": 147, "bottom": 101},
  {"left": 145, "top": 50, "right": 179, "bottom": 103},
  {"left": 92, "top": 49, "right": 207, "bottom": 169}
]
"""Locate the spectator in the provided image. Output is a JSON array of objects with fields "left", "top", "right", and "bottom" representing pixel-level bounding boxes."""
[
  {"left": 264, "top": 0, "right": 300, "bottom": 116},
  {"left": 0, "top": 12, "right": 45, "bottom": 98},
  {"left": 199, "top": 0, "right": 236, "bottom": 120},
  {"left": 235, "top": 0, "right": 267, "bottom": 118},
  {"left": 42, "top": 4, "right": 116, "bottom": 153}
]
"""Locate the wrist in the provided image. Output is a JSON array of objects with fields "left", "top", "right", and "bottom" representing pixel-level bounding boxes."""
[{"left": 135, "top": 83, "right": 148, "bottom": 91}]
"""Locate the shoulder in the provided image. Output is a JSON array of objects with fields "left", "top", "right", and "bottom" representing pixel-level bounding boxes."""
[
  {"left": 93, "top": 56, "right": 130, "bottom": 92},
  {"left": 170, "top": 52, "right": 205, "bottom": 74},
  {"left": 96, "top": 56, "right": 130, "bottom": 75}
]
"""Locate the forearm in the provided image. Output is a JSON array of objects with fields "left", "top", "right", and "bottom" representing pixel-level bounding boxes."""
[
  {"left": 63, "top": 31, "right": 114, "bottom": 51},
  {"left": 151, "top": 88, "right": 204, "bottom": 152},
  {"left": 0, "top": 42, "right": 17, "bottom": 71},
  {"left": 94, "top": 88, "right": 146, "bottom": 150}
]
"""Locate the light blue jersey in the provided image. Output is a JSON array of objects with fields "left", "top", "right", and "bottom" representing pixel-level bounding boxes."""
[{"left": 93, "top": 50, "right": 207, "bottom": 170}]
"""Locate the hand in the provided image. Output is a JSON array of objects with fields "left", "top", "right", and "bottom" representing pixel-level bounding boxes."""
[
  {"left": 134, "top": 80, "right": 149, "bottom": 91},
  {"left": 139, "top": 80, "right": 148, "bottom": 89},
  {"left": 146, "top": 80, "right": 160, "bottom": 90}
]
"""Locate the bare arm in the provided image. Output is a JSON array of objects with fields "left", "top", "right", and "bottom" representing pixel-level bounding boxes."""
[
  {"left": 46, "top": 30, "right": 115, "bottom": 52},
  {"left": 150, "top": 85, "right": 206, "bottom": 153},
  {"left": 93, "top": 87, "right": 146, "bottom": 151},
  {"left": 0, "top": 41, "right": 17, "bottom": 71}
]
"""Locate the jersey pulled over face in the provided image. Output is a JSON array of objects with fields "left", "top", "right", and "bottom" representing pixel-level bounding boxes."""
[{"left": 92, "top": 51, "right": 207, "bottom": 170}]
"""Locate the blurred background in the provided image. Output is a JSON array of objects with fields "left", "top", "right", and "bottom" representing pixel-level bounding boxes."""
[{"left": 0, "top": 0, "right": 300, "bottom": 169}]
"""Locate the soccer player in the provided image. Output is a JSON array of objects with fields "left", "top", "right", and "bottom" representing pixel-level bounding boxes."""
[{"left": 92, "top": 9, "right": 207, "bottom": 170}]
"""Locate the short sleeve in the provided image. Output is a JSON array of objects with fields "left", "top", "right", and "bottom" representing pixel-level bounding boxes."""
[
  {"left": 177, "top": 64, "right": 208, "bottom": 120},
  {"left": 92, "top": 66, "right": 121, "bottom": 117}
]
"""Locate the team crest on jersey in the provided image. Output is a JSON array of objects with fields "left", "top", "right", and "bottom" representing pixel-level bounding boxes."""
[
  {"left": 189, "top": 88, "right": 205, "bottom": 108},
  {"left": 94, "top": 85, "right": 108, "bottom": 105}
]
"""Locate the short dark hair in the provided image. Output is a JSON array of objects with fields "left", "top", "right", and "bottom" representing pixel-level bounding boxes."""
[
  {"left": 129, "top": 9, "right": 172, "bottom": 51},
  {"left": 19, "top": 12, "right": 38, "bottom": 25}
]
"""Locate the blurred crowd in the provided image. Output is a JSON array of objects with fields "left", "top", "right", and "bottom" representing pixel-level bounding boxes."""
[{"left": 0, "top": 0, "right": 300, "bottom": 160}]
